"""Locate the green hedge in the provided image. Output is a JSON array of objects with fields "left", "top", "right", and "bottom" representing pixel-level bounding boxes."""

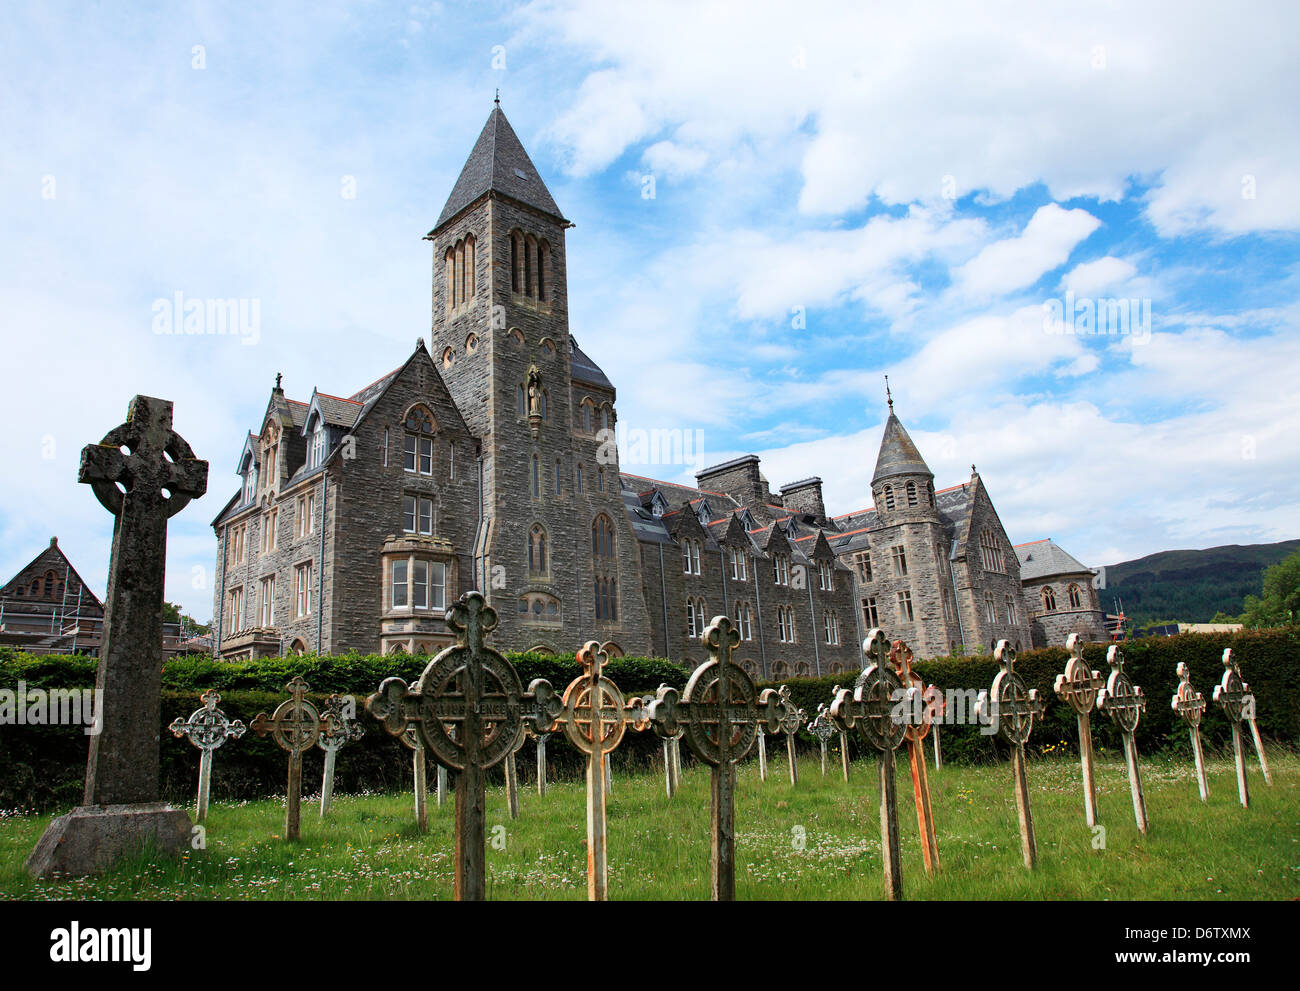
[
  {"left": 761, "top": 627, "right": 1300, "bottom": 766},
  {"left": 2, "top": 630, "right": 1294, "bottom": 812}
]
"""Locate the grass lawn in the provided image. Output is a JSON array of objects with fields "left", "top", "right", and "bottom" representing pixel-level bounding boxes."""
[{"left": 1, "top": 750, "right": 1296, "bottom": 900}]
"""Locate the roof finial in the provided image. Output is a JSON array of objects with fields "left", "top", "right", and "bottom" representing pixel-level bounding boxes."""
[
  {"left": 971, "top": 463, "right": 977, "bottom": 475},
  {"left": 885, "top": 374, "right": 893, "bottom": 412},
  {"left": 275, "top": 372, "right": 282, "bottom": 391},
  {"left": 494, "top": 88, "right": 500, "bottom": 107}
]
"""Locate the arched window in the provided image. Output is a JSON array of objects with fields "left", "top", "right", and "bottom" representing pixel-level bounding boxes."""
[
  {"left": 531, "top": 455, "right": 540, "bottom": 498},
  {"left": 528, "top": 524, "right": 547, "bottom": 575},
  {"left": 524, "top": 233, "right": 536, "bottom": 296},
  {"left": 906, "top": 481, "right": 917, "bottom": 506},
  {"left": 582, "top": 402, "right": 593, "bottom": 433},
  {"left": 441, "top": 347, "right": 454, "bottom": 369},
  {"left": 1042, "top": 586, "right": 1057, "bottom": 611},
  {"left": 1068, "top": 584, "right": 1083, "bottom": 609},
  {"left": 510, "top": 233, "right": 519, "bottom": 293},
  {"left": 463, "top": 234, "right": 475, "bottom": 302},
  {"left": 883, "top": 485, "right": 895, "bottom": 510},
  {"left": 597, "top": 467, "right": 605, "bottom": 492},
  {"left": 444, "top": 247, "right": 455, "bottom": 311},
  {"left": 927, "top": 482, "right": 935, "bottom": 507},
  {"left": 403, "top": 405, "right": 435, "bottom": 476},
  {"left": 734, "top": 601, "right": 753, "bottom": 640},
  {"left": 600, "top": 406, "right": 610, "bottom": 433},
  {"left": 979, "top": 530, "right": 1003, "bottom": 572},
  {"left": 595, "top": 577, "right": 618, "bottom": 620},
  {"left": 540, "top": 390, "right": 548, "bottom": 420},
  {"left": 592, "top": 515, "right": 615, "bottom": 558},
  {"left": 576, "top": 463, "right": 585, "bottom": 493},
  {"left": 517, "top": 383, "right": 526, "bottom": 416},
  {"left": 536, "top": 240, "right": 547, "bottom": 301}
]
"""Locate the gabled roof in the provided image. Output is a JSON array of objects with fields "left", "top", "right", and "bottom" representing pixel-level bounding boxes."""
[
  {"left": 431, "top": 106, "right": 566, "bottom": 232},
  {"left": 303, "top": 391, "right": 363, "bottom": 433},
  {"left": 872, "top": 410, "right": 933, "bottom": 486},
  {"left": 0, "top": 537, "right": 103, "bottom": 610},
  {"left": 1015, "top": 538, "right": 1095, "bottom": 581}
]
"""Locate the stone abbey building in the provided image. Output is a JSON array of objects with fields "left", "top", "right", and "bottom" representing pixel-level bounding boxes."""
[{"left": 210, "top": 105, "right": 1105, "bottom": 675}]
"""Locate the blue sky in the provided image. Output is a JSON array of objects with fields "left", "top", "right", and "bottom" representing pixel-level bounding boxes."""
[{"left": 2, "top": 0, "right": 1298, "bottom": 622}]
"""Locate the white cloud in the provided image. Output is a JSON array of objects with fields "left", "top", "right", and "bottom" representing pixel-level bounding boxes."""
[{"left": 955, "top": 204, "right": 1101, "bottom": 298}]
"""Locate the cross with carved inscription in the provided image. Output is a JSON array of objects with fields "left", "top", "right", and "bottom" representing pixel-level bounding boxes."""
[
  {"left": 831, "top": 628, "right": 911, "bottom": 899},
  {"left": 555, "top": 640, "right": 649, "bottom": 900},
  {"left": 251, "top": 676, "right": 325, "bottom": 841},
  {"left": 1097, "top": 645, "right": 1149, "bottom": 834},
  {"left": 316, "top": 695, "right": 363, "bottom": 818},
  {"left": 645, "top": 615, "right": 780, "bottom": 900},
  {"left": 169, "top": 689, "right": 245, "bottom": 822},
  {"left": 975, "top": 641, "right": 1044, "bottom": 869},
  {"left": 78, "top": 395, "right": 209, "bottom": 808},
  {"left": 366, "top": 591, "right": 561, "bottom": 900},
  {"left": 1171, "top": 662, "right": 1210, "bottom": 802},
  {"left": 1053, "top": 633, "right": 1106, "bottom": 827},
  {"left": 890, "top": 639, "right": 940, "bottom": 877}
]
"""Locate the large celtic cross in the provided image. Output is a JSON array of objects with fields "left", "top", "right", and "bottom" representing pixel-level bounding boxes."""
[
  {"left": 1171, "top": 662, "right": 1209, "bottom": 802},
  {"left": 251, "top": 676, "right": 325, "bottom": 840},
  {"left": 831, "top": 628, "right": 910, "bottom": 899},
  {"left": 170, "top": 690, "right": 245, "bottom": 822},
  {"left": 1097, "top": 645, "right": 1149, "bottom": 834},
  {"left": 1053, "top": 633, "right": 1105, "bottom": 827},
  {"left": 646, "top": 615, "right": 780, "bottom": 901},
  {"left": 975, "top": 641, "right": 1044, "bottom": 869},
  {"left": 79, "top": 395, "right": 208, "bottom": 808},
  {"left": 366, "top": 590, "right": 561, "bottom": 900}
]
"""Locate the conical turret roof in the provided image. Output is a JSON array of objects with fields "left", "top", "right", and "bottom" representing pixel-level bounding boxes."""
[
  {"left": 431, "top": 105, "right": 565, "bottom": 232},
  {"left": 872, "top": 411, "right": 933, "bottom": 486}
]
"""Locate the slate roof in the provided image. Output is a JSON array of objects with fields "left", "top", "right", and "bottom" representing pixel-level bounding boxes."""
[
  {"left": 432, "top": 106, "right": 565, "bottom": 232},
  {"left": 872, "top": 411, "right": 933, "bottom": 485},
  {"left": 571, "top": 337, "right": 614, "bottom": 391},
  {"left": 1014, "top": 538, "right": 1095, "bottom": 581},
  {"left": 312, "top": 393, "right": 363, "bottom": 428}
]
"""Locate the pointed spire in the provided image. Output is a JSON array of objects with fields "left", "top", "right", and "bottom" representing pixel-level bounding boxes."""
[
  {"left": 872, "top": 404, "right": 933, "bottom": 487},
  {"left": 431, "top": 105, "right": 566, "bottom": 233}
]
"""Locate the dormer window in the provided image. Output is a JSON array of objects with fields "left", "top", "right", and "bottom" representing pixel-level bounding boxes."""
[
  {"left": 650, "top": 491, "right": 667, "bottom": 517},
  {"left": 784, "top": 517, "right": 798, "bottom": 539},
  {"left": 697, "top": 501, "right": 712, "bottom": 524},
  {"left": 307, "top": 417, "right": 327, "bottom": 470},
  {"left": 242, "top": 465, "right": 257, "bottom": 505}
]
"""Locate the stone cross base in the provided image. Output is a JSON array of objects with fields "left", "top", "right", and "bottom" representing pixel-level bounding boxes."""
[{"left": 26, "top": 803, "right": 193, "bottom": 878}]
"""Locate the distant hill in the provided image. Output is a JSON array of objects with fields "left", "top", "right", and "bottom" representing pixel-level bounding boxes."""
[{"left": 1100, "top": 539, "right": 1300, "bottom": 626}]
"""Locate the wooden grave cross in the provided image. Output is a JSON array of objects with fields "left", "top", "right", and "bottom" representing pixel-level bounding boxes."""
[
  {"left": 809, "top": 703, "right": 836, "bottom": 777},
  {"left": 975, "top": 640, "right": 1045, "bottom": 869},
  {"left": 774, "top": 685, "right": 804, "bottom": 786},
  {"left": 1225, "top": 648, "right": 1271, "bottom": 787},
  {"left": 169, "top": 689, "right": 245, "bottom": 822},
  {"left": 556, "top": 640, "right": 649, "bottom": 900},
  {"left": 831, "top": 628, "right": 911, "bottom": 900},
  {"left": 366, "top": 590, "right": 562, "bottom": 900},
  {"left": 1170, "top": 662, "right": 1210, "bottom": 802},
  {"left": 890, "top": 639, "right": 940, "bottom": 877},
  {"left": 1052, "top": 633, "right": 1107, "bottom": 827},
  {"left": 317, "top": 694, "right": 363, "bottom": 818},
  {"left": 646, "top": 615, "right": 781, "bottom": 901},
  {"left": 251, "top": 676, "right": 326, "bottom": 841},
  {"left": 1097, "top": 645, "right": 1149, "bottom": 834}
]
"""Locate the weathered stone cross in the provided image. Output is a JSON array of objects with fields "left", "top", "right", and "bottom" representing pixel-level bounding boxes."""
[
  {"left": 169, "top": 690, "right": 246, "bottom": 822},
  {"left": 1170, "top": 662, "right": 1210, "bottom": 802},
  {"left": 556, "top": 640, "right": 649, "bottom": 900},
  {"left": 1213, "top": 648, "right": 1270, "bottom": 808},
  {"left": 890, "top": 639, "right": 940, "bottom": 877},
  {"left": 774, "top": 685, "right": 804, "bottom": 786},
  {"left": 831, "top": 628, "right": 910, "bottom": 899},
  {"left": 1097, "top": 645, "right": 1149, "bottom": 834},
  {"left": 809, "top": 703, "right": 835, "bottom": 777},
  {"left": 366, "top": 590, "right": 561, "bottom": 900},
  {"left": 398, "top": 725, "right": 430, "bottom": 831},
  {"left": 317, "top": 694, "right": 364, "bottom": 818},
  {"left": 646, "top": 615, "right": 781, "bottom": 901},
  {"left": 975, "top": 640, "right": 1045, "bottom": 869},
  {"left": 27, "top": 395, "right": 208, "bottom": 879},
  {"left": 1053, "top": 633, "right": 1106, "bottom": 828},
  {"left": 251, "top": 676, "right": 325, "bottom": 841}
]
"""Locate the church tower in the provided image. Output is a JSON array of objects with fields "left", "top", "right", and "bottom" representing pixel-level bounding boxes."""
[
  {"left": 867, "top": 393, "right": 960, "bottom": 657},
  {"left": 426, "top": 102, "right": 651, "bottom": 653}
]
